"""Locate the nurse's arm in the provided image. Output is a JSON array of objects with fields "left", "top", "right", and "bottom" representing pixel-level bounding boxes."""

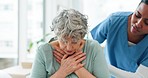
[{"left": 109, "top": 64, "right": 148, "bottom": 78}]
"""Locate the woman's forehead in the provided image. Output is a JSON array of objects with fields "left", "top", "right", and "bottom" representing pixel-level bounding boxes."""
[
  {"left": 59, "top": 36, "right": 78, "bottom": 42},
  {"left": 137, "top": 3, "right": 148, "bottom": 17}
]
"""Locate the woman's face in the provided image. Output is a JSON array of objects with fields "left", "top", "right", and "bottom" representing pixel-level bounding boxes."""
[
  {"left": 58, "top": 36, "right": 84, "bottom": 55},
  {"left": 130, "top": 3, "right": 148, "bottom": 36}
]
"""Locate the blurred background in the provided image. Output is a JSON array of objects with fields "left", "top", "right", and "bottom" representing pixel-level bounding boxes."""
[{"left": 0, "top": 0, "right": 140, "bottom": 69}]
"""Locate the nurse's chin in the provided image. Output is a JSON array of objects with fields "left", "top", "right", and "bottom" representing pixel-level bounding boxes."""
[{"left": 130, "top": 27, "right": 140, "bottom": 35}]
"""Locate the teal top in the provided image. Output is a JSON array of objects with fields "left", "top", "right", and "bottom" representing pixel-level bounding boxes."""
[{"left": 30, "top": 40, "right": 110, "bottom": 78}]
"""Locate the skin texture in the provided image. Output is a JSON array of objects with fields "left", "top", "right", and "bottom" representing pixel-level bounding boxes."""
[{"left": 128, "top": 2, "right": 148, "bottom": 43}]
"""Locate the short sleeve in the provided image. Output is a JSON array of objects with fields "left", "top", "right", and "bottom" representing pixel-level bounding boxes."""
[
  {"left": 30, "top": 46, "right": 47, "bottom": 78},
  {"left": 141, "top": 59, "right": 148, "bottom": 67},
  {"left": 141, "top": 49, "right": 148, "bottom": 67},
  {"left": 91, "top": 15, "right": 112, "bottom": 43},
  {"left": 92, "top": 41, "right": 110, "bottom": 78}
]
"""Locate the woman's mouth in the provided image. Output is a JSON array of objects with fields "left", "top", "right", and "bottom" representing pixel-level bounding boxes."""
[
  {"left": 131, "top": 25, "right": 139, "bottom": 33},
  {"left": 65, "top": 51, "right": 75, "bottom": 55}
]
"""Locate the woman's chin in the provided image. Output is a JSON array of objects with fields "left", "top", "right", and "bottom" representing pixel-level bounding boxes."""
[{"left": 65, "top": 52, "right": 75, "bottom": 55}]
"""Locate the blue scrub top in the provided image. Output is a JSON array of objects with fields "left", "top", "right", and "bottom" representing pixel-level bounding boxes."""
[{"left": 91, "top": 12, "right": 148, "bottom": 72}]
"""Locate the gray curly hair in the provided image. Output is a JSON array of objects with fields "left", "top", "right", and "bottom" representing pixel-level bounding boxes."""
[{"left": 51, "top": 9, "right": 88, "bottom": 42}]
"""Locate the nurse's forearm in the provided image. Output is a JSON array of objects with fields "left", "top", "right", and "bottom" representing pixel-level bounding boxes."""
[
  {"left": 109, "top": 64, "right": 134, "bottom": 78},
  {"left": 109, "top": 64, "right": 148, "bottom": 78}
]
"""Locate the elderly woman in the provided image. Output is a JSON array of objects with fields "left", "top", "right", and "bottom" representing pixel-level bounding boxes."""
[{"left": 30, "top": 9, "right": 110, "bottom": 78}]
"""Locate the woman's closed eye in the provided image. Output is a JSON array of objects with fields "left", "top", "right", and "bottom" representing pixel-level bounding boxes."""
[
  {"left": 135, "top": 12, "right": 141, "bottom": 18},
  {"left": 144, "top": 19, "right": 148, "bottom": 26},
  {"left": 72, "top": 42, "right": 77, "bottom": 44}
]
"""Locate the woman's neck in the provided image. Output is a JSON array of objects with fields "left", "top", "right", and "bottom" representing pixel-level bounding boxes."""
[{"left": 49, "top": 40, "right": 60, "bottom": 48}]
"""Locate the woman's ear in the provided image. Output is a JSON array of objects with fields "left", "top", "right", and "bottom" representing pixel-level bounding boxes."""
[{"left": 77, "top": 40, "right": 85, "bottom": 52}]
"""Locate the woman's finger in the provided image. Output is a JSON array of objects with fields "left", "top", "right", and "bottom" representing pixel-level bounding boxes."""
[
  {"left": 53, "top": 50, "right": 63, "bottom": 58},
  {"left": 74, "top": 52, "right": 86, "bottom": 61},
  {"left": 70, "top": 52, "right": 83, "bottom": 58},
  {"left": 54, "top": 46, "right": 66, "bottom": 55},
  {"left": 53, "top": 52, "right": 62, "bottom": 62},
  {"left": 75, "top": 55, "right": 86, "bottom": 64},
  {"left": 55, "top": 58, "right": 61, "bottom": 63},
  {"left": 62, "top": 54, "right": 68, "bottom": 60}
]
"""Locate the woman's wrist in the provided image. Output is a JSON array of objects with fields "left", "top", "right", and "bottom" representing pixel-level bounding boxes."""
[
  {"left": 74, "top": 67, "right": 84, "bottom": 74},
  {"left": 74, "top": 67, "right": 96, "bottom": 78},
  {"left": 51, "top": 69, "right": 66, "bottom": 78},
  {"left": 57, "top": 69, "right": 67, "bottom": 78}
]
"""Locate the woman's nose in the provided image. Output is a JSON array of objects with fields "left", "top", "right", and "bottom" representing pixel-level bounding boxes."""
[
  {"left": 66, "top": 43, "right": 73, "bottom": 51},
  {"left": 136, "top": 19, "right": 143, "bottom": 28}
]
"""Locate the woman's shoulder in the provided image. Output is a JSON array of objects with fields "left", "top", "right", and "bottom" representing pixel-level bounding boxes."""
[
  {"left": 85, "top": 39, "right": 100, "bottom": 47},
  {"left": 84, "top": 40, "right": 103, "bottom": 55},
  {"left": 37, "top": 42, "right": 53, "bottom": 55},
  {"left": 49, "top": 40, "right": 59, "bottom": 49},
  {"left": 36, "top": 43, "right": 54, "bottom": 60}
]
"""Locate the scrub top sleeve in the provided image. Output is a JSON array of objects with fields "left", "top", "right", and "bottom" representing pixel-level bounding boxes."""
[
  {"left": 30, "top": 47, "right": 47, "bottom": 78},
  {"left": 141, "top": 58, "right": 148, "bottom": 67},
  {"left": 90, "top": 15, "right": 112, "bottom": 43},
  {"left": 92, "top": 41, "right": 110, "bottom": 78},
  {"left": 141, "top": 49, "right": 148, "bottom": 67}
]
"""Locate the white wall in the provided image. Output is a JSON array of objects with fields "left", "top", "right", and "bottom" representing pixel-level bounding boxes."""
[{"left": 83, "top": 0, "right": 140, "bottom": 30}]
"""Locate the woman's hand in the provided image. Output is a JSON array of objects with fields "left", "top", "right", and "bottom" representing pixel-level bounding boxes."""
[
  {"left": 57, "top": 53, "right": 86, "bottom": 76},
  {"left": 53, "top": 40, "right": 85, "bottom": 63},
  {"left": 52, "top": 39, "right": 85, "bottom": 57},
  {"left": 52, "top": 40, "right": 86, "bottom": 76},
  {"left": 54, "top": 51, "right": 86, "bottom": 64},
  {"left": 50, "top": 40, "right": 66, "bottom": 55}
]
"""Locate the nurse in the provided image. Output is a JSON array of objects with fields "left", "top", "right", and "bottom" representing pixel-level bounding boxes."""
[{"left": 91, "top": 0, "right": 148, "bottom": 77}]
